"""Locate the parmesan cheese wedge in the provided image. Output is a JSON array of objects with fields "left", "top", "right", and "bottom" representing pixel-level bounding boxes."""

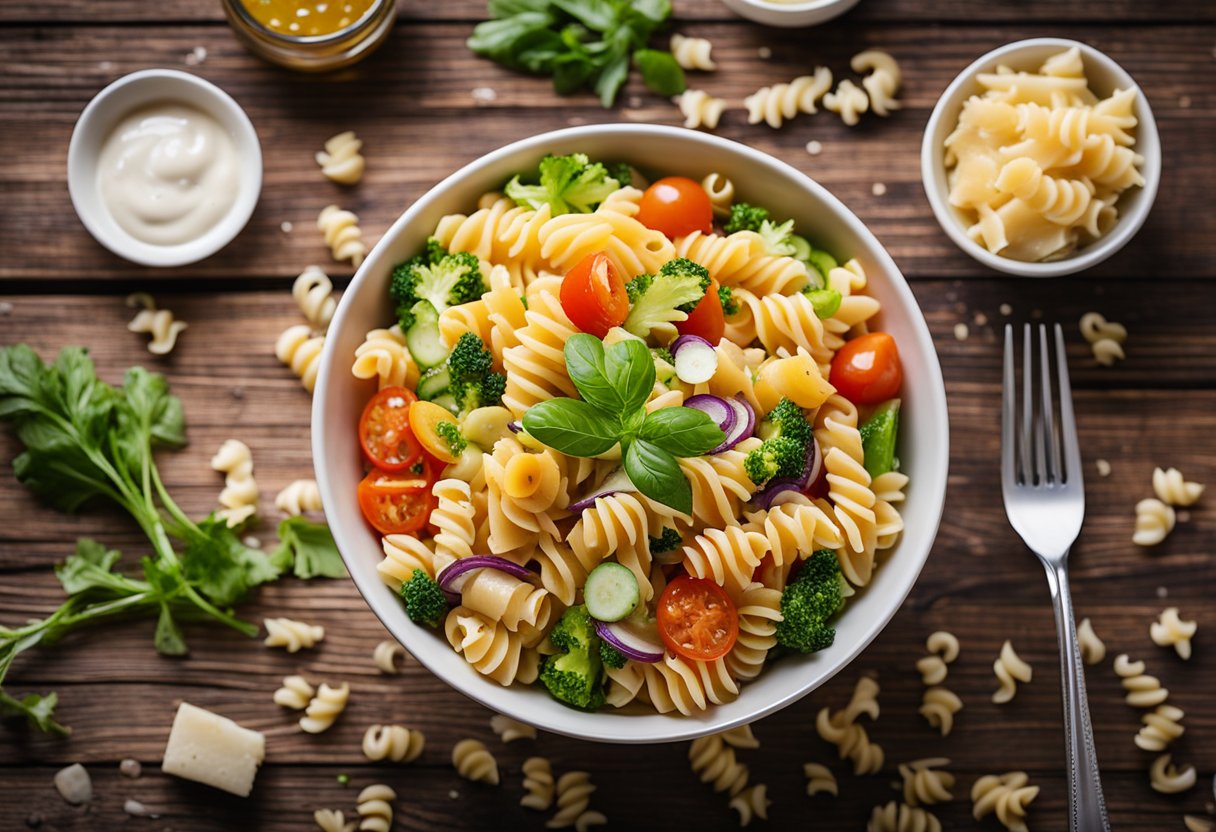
[{"left": 161, "top": 702, "right": 265, "bottom": 797}]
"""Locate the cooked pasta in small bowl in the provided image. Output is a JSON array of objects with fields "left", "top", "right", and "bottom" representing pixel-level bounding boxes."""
[
  {"left": 921, "top": 38, "right": 1161, "bottom": 277},
  {"left": 312, "top": 124, "right": 948, "bottom": 743}
]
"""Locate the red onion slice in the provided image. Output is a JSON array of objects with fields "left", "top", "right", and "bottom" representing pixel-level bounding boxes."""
[
  {"left": 437, "top": 556, "right": 535, "bottom": 602},
  {"left": 685, "top": 394, "right": 736, "bottom": 442},
  {"left": 568, "top": 468, "right": 637, "bottom": 513},
  {"left": 594, "top": 618, "right": 664, "bottom": 663},
  {"left": 717, "top": 396, "right": 756, "bottom": 452},
  {"left": 671, "top": 335, "right": 717, "bottom": 384}
]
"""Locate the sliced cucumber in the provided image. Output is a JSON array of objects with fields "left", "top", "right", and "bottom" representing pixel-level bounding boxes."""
[
  {"left": 405, "top": 300, "right": 449, "bottom": 370},
  {"left": 788, "top": 234, "right": 813, "bottom": 261},
  {"left": 584, "top": 562, "right": 640, "bottom": 623},
  {"left": 416, "top": 366, "right": 452, "bottom": 401},
  {"left": 430, "top": 393, "right": 459, "bottom": 415},
  {"left": 860, "top": 398, "right": 900, "bottom": 478},
  {"left": 805, "top": 249, "right": 838, "bottom": 285}
]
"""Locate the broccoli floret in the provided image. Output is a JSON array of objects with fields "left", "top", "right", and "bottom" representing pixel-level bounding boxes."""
[
  {"left": 648, "top": 527, "right": 683, "bottom": 554},
  {"left": 423, "top": 236, "right": 447, "bottom": 265},
  {"left": 504, "top": 153, "right": 621, "bottom": 215},
  {"left": 600, "top": 640, "right": 627, "bottom": 669},
  {"left": 718, "top": 285, "right": 739, "bottom": 316},
  {"left": 651, "top": 346, "right": 674, "bottom": 366},
  {"left": 775, "top": 549, "right": 844, "bottom": 653},
  {"left": 724, "top": 202, "right": 770, "bottom": 234},
  {"left": 445, "top": 333, "right": 506, "bottom": 415},
  {"left": 400, "top": 570, "right": 448, "bottom": 628},
  {"left": 803, "top": 287, "right": 843, "bottom": 319},
  {"left": 606, "top": 162, "right": 634, "bottom": 187},
  {"left": 449, "top": 332, "right": 494, "bottom": 378},
  {"left": 758, "top": 397, "right": 815, "bottom": 449},
  {"left": 539, "top": 605, "right": 606, "bottom": 710},
  {"left": 744, "top": 436, "right": 806, "bottom": 486},
  {"left": 622, "top": 258, "right": 711, "bottom": 337},
  {"left": 435, "top": 420, "right": 467, "bottom": 456},
  {"left": 390, "top": 250, "right": 486, "bottom": 329}
]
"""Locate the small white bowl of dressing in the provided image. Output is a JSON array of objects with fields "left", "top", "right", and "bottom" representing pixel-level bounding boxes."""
[
  {"left": 717, "top": 0, "right": 860, "bottom": 28},
  {"left": 68, "top": 69, "right": 262, "bottom": 268}
]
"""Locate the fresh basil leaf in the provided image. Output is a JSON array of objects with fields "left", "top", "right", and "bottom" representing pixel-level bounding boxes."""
[
  {"left": 468, "top": 12, "right": 556, "bottom": 64},
  {"left": 564, "top": 334, "right": 627, "bottom": 413},
  {"left": 523, "top": 398, "right": 621, "bottom": 457},
  {"left": 624, "top": 438, "right": 691, "bottom": 515},
  {"left": 640, "top": 407, "right": 725, "bottom": 457},
  {"left": 489, "top": 0, "right": 552, "bottom": 16},
  {"left": 154, "top": 603, "right": 188, "bottom": 656},
  {"left": 604, "top": 338, "right": 654, "bottom": 414},
  {"left": 634, "top": 49, "right": 686, "bottom": 97},
  {"left": 593, "top": 49, "right": 630, "bottom": 107},
  {"left": 627, "top": 0, "right": 671, "bottom": 26},
  {"left": 553, "top": 53, "right": 597, "bottom": 94},
  {"left": 515, "top": 29, "right": 567, "bottom": 72},
  {"left": 806, "top": 288, "right": 842, "bottom": 319},
  {"left": 551, "top": 0, "right": 618, "bottom": 32},
  {"left": 621, "top": 407, "right": 645, "bottom": 437},
  {"left": 269, "top": 517, "right": 347, "bottom": 580}
]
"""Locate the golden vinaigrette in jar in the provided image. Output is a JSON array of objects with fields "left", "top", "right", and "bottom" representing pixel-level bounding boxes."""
[{"left": 223, "top": 0, "right": 395, "bottom": 72}]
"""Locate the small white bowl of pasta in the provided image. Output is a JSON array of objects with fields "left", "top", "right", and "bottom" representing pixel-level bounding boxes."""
[
  {"left": 715, "top": 0, "right": 860, "bottom": 28},
  {"left": 312, "top": 124, "right": 948, "bottom": 743},
  {"left": 921, "top": 38, "right": 1161, "bottom": 277}
]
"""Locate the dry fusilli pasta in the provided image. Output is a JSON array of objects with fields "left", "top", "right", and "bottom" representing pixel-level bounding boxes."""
[
  {"left": 919, "top": 687, "right": 963, "bottom": 737},
  {"left": 1148, "top": 754, "right": 1195, "bottom": 794},
  {"left": 1077, "top": 617, "right": 1106, "bottom": 665},
  {"left": 355, "top": 784, "right": 395, "bottom": 832},
  {"left": 1133, "top": 498, "right": 1176, "bottom": 546},
  {"left": 521, "top": 756, "right": 555, "bottom": 810},
  {"left": 452, "top": 738, "right": 500, "bottom": 785},
  {"left": 744, "top": 67, "right": 832, "bottom": 128},
  {"left": 293, "top": 264, "right": 337, "bottom": 330},
  {"left": 1078, "top": 311, "right": 1126, "bottom": 366},
  {"left": 675, "top": 89, "right": 726, "bottom": 130},
  {"left": 314, "top": 809, "right": 355, "bottom": 832},
  {"left": 816, "top": 708, "right": 883, "bottom": 775},
  {"left": 273, "top": 674, "right": 315, "bottom": 709},
  {"left": 211, "top": 438, "right": 259, "bottom": 527},
  {"left": 689, "top": 733, "right": 750, "bottom": 796},
  {"left": 1152, "top": 467, "right": 1204, "bottom": 507},
  {"left": 1135, "top": 704, "right": 1185, "bottom": 752},
  {"left": 867, "top": 801, "right": 942, "bottom": 832},
  {"left": 263, "top": 616, "right": 325, "bottom": 652},
  {"left": 316, "top": 130, "right": 364, "bottom": 185},
  {"left": 300, "top": 682, "right": 349, "bottom": 733},
  {"left": 275, "top": 479, "right": 323, "bottom": 515},
  {"left": 992, "top": 640, "right": 1032, "bottom": 703},
  {"left": 276, "top": 324, "right": 325, "bottom": 393},
  {"left": 729, "top": 783, "right": 770, "bottom": 827},
  {"left": 899, "top": 757, "right": 955, "bottom": 806},
  {"left": 317, "top": 204, "right": 367, "bottom": 267},
  {"left": 547, "top": 770, "right": 598, "bottom": 829},
  {"left": 1113, "top": 653, "right": 1169, "bottom": 707},
  {"left": 1150, "top": 607, "right": 1197, "bottom": 660},
  {"left": 126, "top": 293, "right": 187, "bottom": 355},
  {"left": 670, "top": 33, "right": 716, "bottom": 71},
  {"left": 490, "top": 713, "right": 537, "bottom": 742},
  {"left": 372, "top": 639, "right": 407, "bottom": 674},
  {"left": 362, "top": 724, "right": 425, "bottom": 763},
  {"left": 971, "top": 771, "right": 1038, "bottom": 832},
  {"left": 824, "top": 79, "right": 870, "bottom": 127},
  {"left": 803, "top": 762, "right": 837, "bottom": 796},
  {"left": 852, "top": 50, "right": 902, "bottom": 117}
]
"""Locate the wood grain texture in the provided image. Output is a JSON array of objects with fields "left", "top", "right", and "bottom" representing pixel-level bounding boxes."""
[{"left": 0, "top": 23, "right": 1213, "bottom": 282}]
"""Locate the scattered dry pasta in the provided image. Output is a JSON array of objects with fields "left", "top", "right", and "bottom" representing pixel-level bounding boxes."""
[
  {"left": 689, "top": 733, "right": 751, "bottom": 797},
  {"left": 899, "top": 758, "right": 955, "bottom": 807},
  {"left": 1077, "top": 617, "right": 1106, "bottom": 665},
  {"left": 718, "top": 724, "right": 761, "bottom": 750},
  {"left": 314, "top": 808, "right": 356, "bottom": 832},
  {"left": 355, "top": 784, "right": 395, "bottom": 832},
  {"left": 729, "top": 783, "right": 770, "bottom": 827},
  {"left": 452, "top": 738, "right": 500, "bottom": 785},
  {"left": 1133, "top": 498, "right": 1176, "bottom": 546},
  {"left": 1150, "top": 607, "right": 1197, "bottom": 660},
  {"left": 992, "top": 640, "right": 1032, "bottom": 704},
  {"left": 1184, "top": 816, "right": 1214, "bottom": 832},
  {"left": 867, "top": 801, "right": 942, "bottom": 832},
  {"left": 211, "top": 439, "right": 259, "bottom": 527},
  {"left": 316, "top": 130, "right": 365, "bottom": 185},
  {"left": 318, "top": 204, "right": 367, "bottom": 267},
  {"left": 1113, "top": 653, "right": 1169, "bottom": 707},
  {"left": 744, "top": 67, "right": 833, "bottom": 128},
  {"left": 293, "top": 265, "right": 337, "bottom": 331},
  {"left": 1152, "top": 467, "right": 1204, "bottom": 507},
  {"left": 823, "top": 79, "right": 870, "bottom": 127},
  {"left": 675, "top": 89, "right": 727, "bottom": 130},
  {"left": 670, "top": 33, "right": 716, "bottom": 71},
  {"left": 919, "top": 687, "right": 963, "bottom": 737},
  {"left": 916, "top": 631, "right": 959, "bottom": 684},
  {"left": 273, "top": 674, "right": 315, "bottom": 710},
  {"left": 372, "top": 639, "right": 407, "bottom": 674},
  {"left": 803, "top": 762, "right": 837, "bottom": 796},
  {"left": 547, "top": 770, "right": 597, "bottom": 829},
  {"left": 521, "top": 756, "right": 555, "bottom": 811},
  {"left": 276, "top": 324, "right": 325, "bottom": 393},
  {"left": 263, "top": 617, "right": 324, "bottom": 652},
  {"left": 1078, "top": 312, "right": 1127, "bottom": 366},
  {"left": 971, "top": 771, "right": 1038, "bottom": 832},
  {"left": 490, "top": 713, "right": 537, "bottom": 743},
  {"left": 1135, "top": 704, "right": 1185, "bottom": 752},
  {"left": 300, "top": 682, "right": 349, "bottom": 734},
  {"left": 275, "top": 479, "right": 323, "bottom": 515},
  {"left": 1149, "top": 754, "right": 1196, "bottom": 794},
  {"left": 852, "top": 50, "right": 902, "bottom": 117},
  {"left": 816, "top": 679, "right": 885, "bottom": 776},
  {"left": 126, "top": 293, "right": 187, "bottom": 355},
  {"left": 362, "top": 724, "right": 425, "bottom": 763}
]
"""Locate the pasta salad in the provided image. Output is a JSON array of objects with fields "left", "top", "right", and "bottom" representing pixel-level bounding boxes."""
[{"left": 350, "top": 153, "right": 907, "bottom": 715}]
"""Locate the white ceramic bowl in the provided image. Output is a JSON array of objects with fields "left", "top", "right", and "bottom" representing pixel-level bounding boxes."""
[
  {"left": 313, "top": 124, "right": 949, "bottom": 743},
  {"left": 921, "top": 38, "right": 1161, "bottom": 278},
  {"left": 67, "top": 69, "right": 262, "bottom": 268},
  {"left": 717, "top": 0, "right": 859, "bottom": 27}
]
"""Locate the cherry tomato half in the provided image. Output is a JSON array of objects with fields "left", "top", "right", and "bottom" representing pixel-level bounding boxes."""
[
  {"left": 357, "top": 468, "right": 435, "bottom": 535},
  {"left": 560, "top": 251, "right": 629, "bottom": 338},
  {"left": 676, "top": 279, "right": 725, "bottom": 344},
  {"left": 636, "top": 177, "right": 713, "bottom": 239},
  {"left": 359, "top": 386, "right": 423, "bottom": 471},
  {"left": 829, "top": 332, "right": 903, "bottom": 405},
  {"left": 657, "top": 575, "right": 739, "bottom": 662}
]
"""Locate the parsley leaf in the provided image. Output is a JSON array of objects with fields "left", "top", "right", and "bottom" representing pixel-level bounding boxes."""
[{"left": 270, "top": 517, "right": 347, "bottom": 580}]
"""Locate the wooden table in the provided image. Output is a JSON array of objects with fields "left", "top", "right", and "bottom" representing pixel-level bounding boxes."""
[{"left": 2, "top": 0, "right": 1214, "bottom": 829}]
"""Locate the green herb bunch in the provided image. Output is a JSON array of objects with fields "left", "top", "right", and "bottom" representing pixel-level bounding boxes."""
[
  {"left": 467, "top": 0, "right": 686, "bottom": 108},
  {"left": 0, "top": 346, "right": 344, "bottom": 734},
  {"left": 521, "top": 334, "right": 724, "bottom": 514}
]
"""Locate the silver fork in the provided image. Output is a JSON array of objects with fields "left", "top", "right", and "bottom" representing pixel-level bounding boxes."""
[{"left": 1001, "top": 323, "right": 1109, "bottom": 832}]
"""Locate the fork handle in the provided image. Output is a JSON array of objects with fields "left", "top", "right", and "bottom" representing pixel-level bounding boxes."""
[{"left": 1043, "top": 556, "right": 1110, "bottom": 832}]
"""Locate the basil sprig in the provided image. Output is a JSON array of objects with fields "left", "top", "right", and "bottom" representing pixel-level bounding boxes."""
[{"left": 522, "top": 334, "right": 724, "bottom": 514}]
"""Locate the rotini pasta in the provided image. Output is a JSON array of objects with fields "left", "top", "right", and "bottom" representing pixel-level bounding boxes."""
[
  {"left": 276, "top": 324, "right": 325, "bottom": 393},
  {"left": 521, "top": 756, "right": 555, "bottom": 810},
  {"left": 317, "top": 204, "right": 367, "bottom": 267},
  {"left": 1150, "top": 606, "right": 1197, "bottom": 660},
  {"left": 675, "top": 89, "right": 727, "bottom": 131},
  {"left": 299, "top": 681, "right": 349, "bottom": 733},
  {"left": 971, "top": 772, "right": 1038, "bottom": 832},
  {"left": 676, "top": 230, "right": 812, "bottom": 295},
  {"left": 293, "top": 264, "right": 337, "bottom": 330},
  {"left": 445, "top": 606, "right": 541, "bottom": 685},
  {"left": 1184, "top": 816, "right": 1215, "bottom": 832},
  {"left": 263, "top": 616, "right": 325, "bottom": 652},
  {"left": 725, "top": 582, "right": 782, "bottom": 682},
  {"left": 1152, "top": 467, "right": 1204, "bottom": 507},
  {"left": 451, "top": 738, "right": 500, "bottom": 785},
  {"left": 642, "top": 653, "right": 739, "bottom": 715},
  {"left": 729, "top": 783, "right": 770, "bottom": 827},
  {"left": 1135, "top": 704, "right": 1185, "bottom": 752},
  {"left": 355, "top": 784, "right": 395, "bottom": 832},
  {"left": 211, "top": 439, "right": 259, "bottom": 527},
  {"left": 1078, "top": 311, "right": 1127, "bottom": 367},
  {"left": 852, "top": 50, "right": 902, "bottom": 117},
  {"left": 490, "top": 713, "right": 537, "bottom": 742},
  {"left": 867, "top": 801, "right": 942, "bottom": 832},
  {"left": 680, "top": 526, "right": 771, "bottom": 600},
  {"left": 670, "top": 33, "right": 716, "bottom": 71},
  {"left": 273, "top": 674, "right": 315, "bottom": 709},
  {"left": 815, "top": 707, "right": 884, "bottom": 775},
  {"left": 378, "top": 532, "right": 452, "bottom": 591},
  {"left": 991, "top": 640, "right": 1032, "bottom": 704},
  {"left": 314, "top": 808, "right": 356, "bottom": 832},
  {"left": 899, "top": 757, "right": 955, "bottom": 806},
  {"left": 1148, "top": 754, "right": 1195, "bottom": 795},
  {"left": 362, "top": 724, "right": 425, "bottom": 763},
  {"left": 351, "top": 324, "right": 420, "bottom": 390},
  {"left": 316, "top": 130, "right": 365, "bottom": 185},
  {"left": 744, "top": 67, "right": 832, "bottom": 128},
  {"left": 918, "top": 686, "right": 963, "bottom": 737},
  {"left": 372, "top": 639, "right": 407, "bottom": 674},
  {"left": 547, "top": 770, "right": 598, "bottom": 829},
  {"left": 718, "top": 724, "right": 760, "bottom": 749},
  {"left": 275, "top": 479, "right": 323, "bottom": 515},
  {"left": 689, "top": 733, "right": 751, "bottom": 797},
  {"left": 126, "top": 292, "right": 187, "bottom": 355},
  {"left": 823, "top": 79, "right": 870, "bottom": 127},
  {"left": 803, "top": 762, "right": 837, "bottom": 796},
  {"left": 1133, "top": 498, "right": 1176, "bottom": 546},
  {"left": 1077, "top": 617, "right": 1106, "bottom": 665},
  {"left": 1113, "top": 653, "right": 1169, "bottom": 708}
]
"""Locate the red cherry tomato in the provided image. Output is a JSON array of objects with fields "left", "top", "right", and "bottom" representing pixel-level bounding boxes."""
[
  {"left": 676, "top": 279, "right": 725, "bottom": 344},
  {"left": 829, "top": 332, "right": 903, "bottom": 405},
  {"left": 560, "top": 251, "right": 629, "bottom": 338},
  {"left": 636, "top": 177, "right": 713, "bottom": 239},
  {"left": 657, "top": 575, "right": 739, "bottom": 662},
  {"left": 357, "top": 468, "right": 435, "bottom": 535},
  {"left": 359, "top": 387, "right": 423, "bottom": 471}
]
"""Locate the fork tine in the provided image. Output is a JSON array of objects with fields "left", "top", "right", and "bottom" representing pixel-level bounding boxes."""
[
  {"left": 1054, "top": 323, "right": 1083, "bottom": 487},
  {"left": 1021, "top": 324, "right": 1034, "bottom": 484},
  {"left": 1002, "top": 324, "right": 1017, "bottom": 489},
  {"left": 1038, "top": 324, "right": 1060, "bottom": 484}
]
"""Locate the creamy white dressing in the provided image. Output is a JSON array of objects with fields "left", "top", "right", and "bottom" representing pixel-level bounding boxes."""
[{"left": 97, "top": 102, "right": 239, "bottom": 246}]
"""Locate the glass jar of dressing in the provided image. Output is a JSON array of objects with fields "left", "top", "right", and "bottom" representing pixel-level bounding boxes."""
[{"left": 222, "top": 0, "right": 396, "bottom": 72}]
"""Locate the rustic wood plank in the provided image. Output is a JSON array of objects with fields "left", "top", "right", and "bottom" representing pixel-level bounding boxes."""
[{"left": 0, "top": 23, "right": 1212, "bottom": 282}]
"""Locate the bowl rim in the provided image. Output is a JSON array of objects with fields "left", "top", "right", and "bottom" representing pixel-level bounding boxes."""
[
  {"left": 919, "top": 37, "right": 1161, "bottom": 278},
  {"left": 67, "top": 68, "right": 262, "bottom": 268},
  {"left": 312, "top": 123, "right": 950, "bottom": 743},
  {"left": 726, "top": 0, "right": 857, "bottom": 13}
]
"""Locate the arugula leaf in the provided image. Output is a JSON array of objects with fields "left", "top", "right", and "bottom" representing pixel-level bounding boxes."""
[
  {"left": 270, "top": 517, "right": 347, "bottom": 580},
  {"left": 0, "top": 689, "right": 68, "bottom": 736},
  {"left": 624, "top": 438, "right": 691, "bottom": 515},
  {"left": 181, "top": 517, "right": 281, "bottom": 609},
  {"left": 468, "top": 12, "right": 557, "bottom": 66},
  {"left": 489, "top": 0, "right": 551, "bottom": 14},
  {"left": 639, "top": 407, "right": 725, "bottom": 457},
  {"left": 634, "top": 49, "right": 686, "bottom": 97},
  {"left": 55, "top": 539, "right": 143, "bottom": 597},
  {"left": 523, "top": 398, "right": 621, "bottom": 456},
  {"left": 551, "top": 0, "right": 617, "bottom": 31},
  {"left": 603, "top": 338, "right": 654, "bottom": 416},
  {"left": 153, "top": 603, "right": 188, "bottom": 656},
  {"left": 563, "top": 334, "right": 626, "bottom": 413}
]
